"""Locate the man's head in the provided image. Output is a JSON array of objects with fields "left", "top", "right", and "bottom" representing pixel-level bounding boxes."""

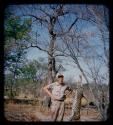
[{"left": 57, "top": 74, "right": 64, "bottom": 84}]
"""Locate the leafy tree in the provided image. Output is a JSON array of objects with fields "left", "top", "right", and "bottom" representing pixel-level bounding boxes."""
[
  {"left": 4, "top": 8, "right": 32, "bottom": 67},
  {"left": 19, "top": 59, "right": 48, "bottom": 82},
  {"left": 4, "top": 8, "right": 32, "bottom": 99}
]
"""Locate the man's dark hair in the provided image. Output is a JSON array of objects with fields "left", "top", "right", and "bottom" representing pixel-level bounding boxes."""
[{"left": 58, "top": 75, "right": 64, "bottom": 78}]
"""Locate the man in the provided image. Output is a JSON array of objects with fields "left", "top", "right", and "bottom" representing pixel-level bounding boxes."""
[{"left": 43, "top": 74, "right": 72, "bottom": 121}]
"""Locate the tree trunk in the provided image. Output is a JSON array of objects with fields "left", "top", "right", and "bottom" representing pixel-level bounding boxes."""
[
  {"left": 48, "top": 55, "right": 53, "bottom": 84},
  {"left": 48, "top": 34, "right": 56, "bottom": 84},
  {"left": 52, "top": 57, "right": 57, "bottom": 81},
  {"left": 44, "top": 17, "right": 57, "bottom": 107}
]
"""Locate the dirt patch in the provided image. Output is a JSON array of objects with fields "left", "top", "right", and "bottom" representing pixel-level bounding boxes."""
[
  {"left": 4, "top": 103, "right": 101, "bottom": 121},
  {"left": 4, "top": 103, "right": 40, "bottom": 121}
]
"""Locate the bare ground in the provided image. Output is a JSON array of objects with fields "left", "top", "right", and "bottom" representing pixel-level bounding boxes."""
[{"left": 4, "top": 103, "right": 101, "bottom": 122}]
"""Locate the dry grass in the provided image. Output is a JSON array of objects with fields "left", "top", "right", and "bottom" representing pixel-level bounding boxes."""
[
  {"left": 4, "top": 103, "right": 40, "bottom": 121},
  {"left": 4, "top": 102, "right": 101, "bottom": 122}
]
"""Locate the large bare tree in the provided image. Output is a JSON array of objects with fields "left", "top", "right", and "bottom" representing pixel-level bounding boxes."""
[
  {"left": 8, "top": 4, "right": 81, "bottom": 107},
  {"left": 11, "top": 4, "right": 79, "bottom": 84}
]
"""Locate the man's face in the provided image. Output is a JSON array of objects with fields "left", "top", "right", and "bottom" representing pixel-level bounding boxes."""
[{"left": 58, "top": 77, "right": 64, "bottom": 84}]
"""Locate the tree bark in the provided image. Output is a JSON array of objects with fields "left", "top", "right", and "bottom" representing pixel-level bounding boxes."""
[
  {"left": 48, "top": 34, "right": 56, "bottom": 84},
  {"left": 44, "top": 15, "right": 57, "bottom": 107}
]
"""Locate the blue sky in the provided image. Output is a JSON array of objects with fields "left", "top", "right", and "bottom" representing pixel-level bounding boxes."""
[
  {"left": 26, "top": 23, "right": 108, "bottom": 83},
  {"left": 7, "top": 4, "right": 109, "bottom": 84},
  {"left": 26, "top": 47, "right": 84, "bottom": 82}
]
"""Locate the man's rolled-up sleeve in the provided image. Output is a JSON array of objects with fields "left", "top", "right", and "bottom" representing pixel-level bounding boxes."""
[{"left": 47, "top": 83, "right": 55, "bottom": 90}]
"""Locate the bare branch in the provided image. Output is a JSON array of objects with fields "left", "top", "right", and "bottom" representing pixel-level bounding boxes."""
[
  {"left": 23, "top": 14, "right": 48, "bottom": 23},
  {"left": 39, "top": 7, "right": 51, "bottom": 17},
  {"left": 54, "top": 53, "right": 69, "bottom": 57},
  {"left": 56, "top": 18, "right": 78, "bottom": 37},
  {"left": 68, "top": 18, "right": 78, "bottom": 31},
  {"left": 24, "top": 43, "right": 49, "bottom": 53}
]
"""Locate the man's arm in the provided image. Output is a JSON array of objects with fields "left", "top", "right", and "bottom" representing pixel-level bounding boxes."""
[
  {"left": 43, "top": 85, "right": 53, "bottom": 98},
  {"left": 43, "top": 85, "right": 59, "bottom": 100}
]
